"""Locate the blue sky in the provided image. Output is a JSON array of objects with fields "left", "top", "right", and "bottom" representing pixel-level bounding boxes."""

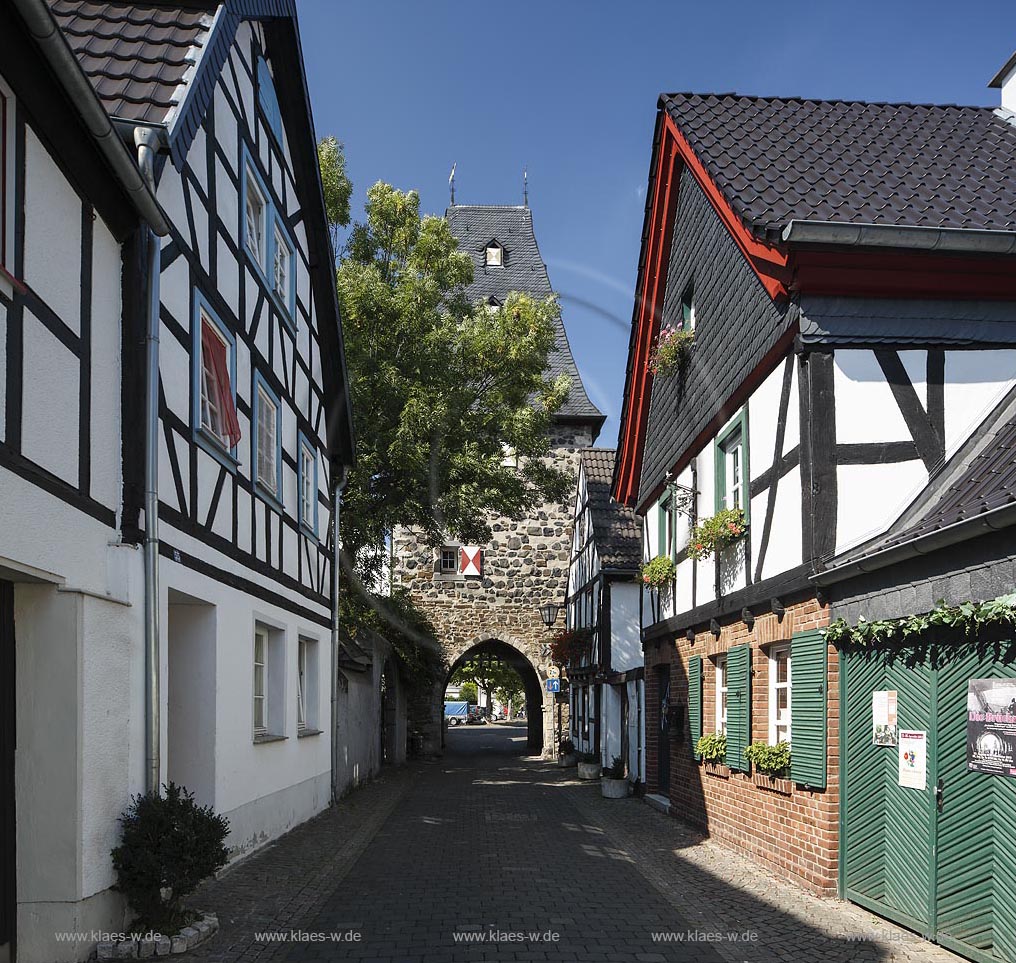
[{"left": 299, "top": 0, "right": 1014, "bottom": 445}]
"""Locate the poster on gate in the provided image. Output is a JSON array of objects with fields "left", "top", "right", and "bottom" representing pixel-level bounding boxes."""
[
  {"left": 872, "top": 690, "right": 898, "bottom": 746},
  {"left": 967, "top": 678, "right": 1016, "bottom": 777},
  {"left": 898, "top": 730, "right": 927, "bottom": 790}
]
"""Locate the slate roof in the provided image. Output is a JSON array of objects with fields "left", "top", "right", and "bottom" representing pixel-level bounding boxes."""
[
  {"left": 47, "top": 1, "right": 215, "bottom": 126},
  {"left": 661, "top": 93, "right": 1016, "bottom": 243},
  {"left": 446, "top": 205, "right": 604, "bottom": 427},
  {"left": 580, "top": 449, "right": 641, "bottom": 570}
]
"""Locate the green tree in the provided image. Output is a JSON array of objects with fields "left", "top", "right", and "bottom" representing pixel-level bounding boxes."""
[
  {"left": 451, "top": 656, "right": 524, "bottom": 710},
  {"left": 318, "top": 142, "right": 572, "bottom": 586},
  {"left": 456, "top": 681, "right": 478, "bottom": 705},
  {"left": 317, "top": 136, "right": 352, "bottom": 250}
]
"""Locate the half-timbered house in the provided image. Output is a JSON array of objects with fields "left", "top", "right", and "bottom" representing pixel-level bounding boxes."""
[
  {"left": 613, "top": 80, "right": 1016, "bottom": 898},
  {"left": 0, "top": 3, "right": 353, "bottom": 961},
  {"left": 565, "top": 448, "right": 644, "bottom": 783}
]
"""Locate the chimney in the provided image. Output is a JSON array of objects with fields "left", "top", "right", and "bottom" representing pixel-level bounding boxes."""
[{"left": 989, "top": 51, "right": 1016, "bottom": 112}]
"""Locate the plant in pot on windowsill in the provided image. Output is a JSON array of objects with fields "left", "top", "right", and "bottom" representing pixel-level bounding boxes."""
[
  {"left": 745, "top": 741, "right": 792, "bottom": 792},
  {"left": 650, "top": 324, "right": 695, "bottom": 378},
  {"left": 558, "top": 737, "right": 578, "bottom": 768},
  {"left": 696, "top": 731, "right": 728, "bottom": 776},
  {"left": 577, "top": 751, "right": 602, "bottom": 780},
  {"left": 601, "top": 755, "right": 628, "bottom": 799},
  {"left": 688, "top": 508, "right": 747, "bottom": 562}
]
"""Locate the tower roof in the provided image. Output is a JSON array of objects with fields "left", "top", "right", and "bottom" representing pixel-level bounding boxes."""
[{"left": 446, "top": 204, "right": 604, "bottom": 430}]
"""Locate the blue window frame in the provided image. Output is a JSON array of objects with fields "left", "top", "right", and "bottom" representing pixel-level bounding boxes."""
[
  {"left": 191, "top": 291, "right": 239, "bottom": 470},
  {"left": 297, "top": 431, "right": 319, "bottom": 538},
  {"left": 252, "top": 371, "right": 282, "bottom": 506},
  {"left": 240, "top": 146, "right": 296, "bottom": 329},
  {"left": 257, "top": 56, "right": 283, "bottom": 142}
]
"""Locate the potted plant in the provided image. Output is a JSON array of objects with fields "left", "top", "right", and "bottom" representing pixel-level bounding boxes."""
[
  {"left": 696, "top": 731, "right": 728, "bottom": 776},
  {"left": 650, "top": 324, "right": 695, "bottom": 377},
  {"left": 640, "top": 554, "right": 676, "bottom": 589},
  {"left": 549, "top": 628, "right": 592, "bottom": 668},
  {"left": 557, "top": 737, "right": 578, "bottom": 768},
  {"left": 688, "top": 508, "right": 747, "bottom": 561},
  {"left": 745, "top": 741, "right": 792, "bottom": 792},
  {"left": 600, "top": 755, "right": 628, "bottom": 798},
  {"left": 577, "top": 751, "right": 602, "bottom": 780}
]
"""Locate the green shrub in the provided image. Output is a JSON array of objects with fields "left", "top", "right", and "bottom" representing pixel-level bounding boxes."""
[
  {"left": 111, "top": 783, "right": 229, "bottom": 932},
  {"left": 604, "top": 755, "right": 625, "bottom": 779},
  {"left": 744, "top": 741, "right": 791, "bottom": 776},
  {"left": 696, "top": 731, "right": 727, "bottom": 762},
  {"left": 579, "top": 751, "right": 599, "bottom": 765},
  {"left": 559, "top": 738, "right": 575, "bottom": 754},
  {"left": 688, "top": 508, "right": 747, "bottom": 561}
]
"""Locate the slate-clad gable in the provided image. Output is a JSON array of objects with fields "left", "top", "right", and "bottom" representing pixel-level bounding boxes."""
[
  {"left": 446, "top": 204, "right": 604, "bottom": 427},
  {"left": 662, "top": 93, "right": 1016, "bottom": 241},
  {"left": 638, "top": 165, "right": 792, "bottom": 504},
  {"left": 579, "top": 448, "right": 640, "bottom": 569}
]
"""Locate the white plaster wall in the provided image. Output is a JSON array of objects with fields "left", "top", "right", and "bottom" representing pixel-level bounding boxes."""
[
  {"left": 22, "top": 129, "right": 81, "bottom": 334},
  {"left": 748, "top": 356, "right": 799, "bottom": 470},
  {"left": 942, "top": 350, "right": 1016, "bottom": 458},
  {"left": 89, "top": 218, "right": 123, "bottom": 510},
  {"left": 157, "top": 558, "right": 332, "bottom": 860},
  {"left": 601, "top": 684, "right": 622, "bottom": 768},
  {"left": 750, "top": 464, "right": 803, "bottom": 581},
  {"left": 834, "top": 350, "right": 912, "bottom": 444},
  {"left": 626, "top": 679, "right": 645, "bottom": 783},
  {"left": 610, "top": 582, "right": 642, "bottom": 672},
  {"left": 836, "top": 460, "right": 929, "bottom": 552}
]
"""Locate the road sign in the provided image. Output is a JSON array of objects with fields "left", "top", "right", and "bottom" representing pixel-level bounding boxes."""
[
  {"left": 546, "top": 679, "right": 561, "bottom": 693},
  {"left": 547, "top": 665, "right": 561, "bottom": 679}
]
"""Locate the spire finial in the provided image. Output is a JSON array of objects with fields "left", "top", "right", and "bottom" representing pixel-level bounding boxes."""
[
  {"left": 449, "top": 162, "right": 456, "bottom": 206},
  {"left": 523, "top": 166, "right": 528, "bottom": 207}
]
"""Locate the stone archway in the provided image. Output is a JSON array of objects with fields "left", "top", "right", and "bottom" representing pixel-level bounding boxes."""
[{"left": 433, "top": 631, "right": 554, "bottom": 757}]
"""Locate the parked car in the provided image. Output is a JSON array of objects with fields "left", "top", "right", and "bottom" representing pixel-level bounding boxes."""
[{"left": 466, "top": 709, "right": 488, "bottom": 725}]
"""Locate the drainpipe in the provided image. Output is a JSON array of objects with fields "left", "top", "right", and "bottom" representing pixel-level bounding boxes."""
[
  {"left": 330, "top": 466, "right": 350, "bottom": 803},
  {"left": 136, "top": 126, "right": 163, "bottom": 795}
]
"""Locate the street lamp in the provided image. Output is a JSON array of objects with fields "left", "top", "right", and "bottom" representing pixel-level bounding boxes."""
[{"left": 539, "top": 601, "right": 561, "bottom": 629}]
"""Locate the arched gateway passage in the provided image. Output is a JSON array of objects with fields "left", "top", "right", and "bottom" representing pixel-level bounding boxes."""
[{"left": 443, "top": 638, "right": 545, "bottom": 754}]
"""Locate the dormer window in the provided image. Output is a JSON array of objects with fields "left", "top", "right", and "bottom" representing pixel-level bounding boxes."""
[
  {"left": 484, "top": 241, "right": 504, "bottom": 267},
  {"left": 486, "top": 296, "right": 502, "bottom": 311}
]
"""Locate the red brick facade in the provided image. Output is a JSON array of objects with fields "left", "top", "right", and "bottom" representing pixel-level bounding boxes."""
[{"left": 644, "top": 596, "right": 838, "bottom": 894}]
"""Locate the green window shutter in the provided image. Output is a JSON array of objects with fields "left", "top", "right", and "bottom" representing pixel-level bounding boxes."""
[
  {"left": 790, "top": 629, "right": 827, "bottom": 789},
  {"left": 726, "top": 643, "right": 751, "bottom": 772},
  {"left": 689, "top": 655, "right": 702, "bottom": 760}
]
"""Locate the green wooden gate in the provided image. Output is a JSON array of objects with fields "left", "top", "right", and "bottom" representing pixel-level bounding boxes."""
[{"left": 842, "top": 642, "right": 1016, "bottom": 963}]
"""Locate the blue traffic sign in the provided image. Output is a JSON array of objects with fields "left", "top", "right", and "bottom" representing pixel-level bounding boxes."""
[{"left": 546, "top": 679, "right": 561, "bottom": 693}]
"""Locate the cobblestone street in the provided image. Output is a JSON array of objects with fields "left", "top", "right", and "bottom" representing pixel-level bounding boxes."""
[{"left": 185, "top": 723, "right": 965, "bottom": 963}]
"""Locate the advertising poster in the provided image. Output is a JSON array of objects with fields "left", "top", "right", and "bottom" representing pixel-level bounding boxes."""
[
  {"left": 872, "top": 690, "right": 898, "bottom": 746},
  {"left": 898, "top": 730, "right": 927, "bottom": 790},
  {"left": 967, "top": 678, "right": 1016, "bottom": 777}
]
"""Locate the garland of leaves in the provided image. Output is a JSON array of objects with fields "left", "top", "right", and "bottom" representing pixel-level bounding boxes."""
[{"left": 824, "top": 593, "right": 1016, "bottom": 648}]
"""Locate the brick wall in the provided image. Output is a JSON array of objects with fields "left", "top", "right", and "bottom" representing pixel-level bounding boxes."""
[{"left": 644, "top": 596, "right": 838, "bottom": 894}]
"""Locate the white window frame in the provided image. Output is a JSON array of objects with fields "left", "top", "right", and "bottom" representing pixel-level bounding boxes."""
[
  {"left": 199, "top": 310, "right": 231, "bottom": 448},
  {"left": 273, "top": 222, "right": 291, "bottom": 303},
  {"left": 297, "top": 638, "right": 308, "bottom": 731},
  {"left": 724, "top": 431, "right": 743, "bottom": 512},
  {"left": 255, "top": 380, "right": 280, "bottom": 497},
  {"left": 484, "top": 242, "right": 503, "bottom": 267},
  {"left": 253, "top": 626, "right": 268, "bottom": 735},
  {"left": 439, "top": 546, "right": 458, "bottom": 574},
  {"left": 245, "top": 168, "right": 267, "bottom": 269},
  {"left": 768, "top": 643, "right": 791, "bottom": 744},
  {"left": 715, "top": 654, "right": 728, "bottom": 734},
  {"left": 299, "top": 439, "right": 316, "bottom": 533}
]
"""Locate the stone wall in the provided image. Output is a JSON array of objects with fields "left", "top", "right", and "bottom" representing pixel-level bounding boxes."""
[{"left": 393, "top": 424, "right": 594, "bottom": 755}]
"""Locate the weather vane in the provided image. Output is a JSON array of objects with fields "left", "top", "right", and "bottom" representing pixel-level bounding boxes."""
[{"left": 523, "top": 167, "right": 528, "bottom": 207}]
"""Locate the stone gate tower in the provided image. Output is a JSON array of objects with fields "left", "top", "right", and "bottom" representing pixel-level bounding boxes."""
[{"left": 393, "top": 203, "right": 604, "bottom": 756}]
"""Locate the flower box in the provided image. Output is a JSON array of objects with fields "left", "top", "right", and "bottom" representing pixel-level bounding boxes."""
[
  {"left": 752, "top": 771, "right": 793, "bottom": 795},
  {"left": 703, "top": 761, "right": 730, "bottom": 778}
]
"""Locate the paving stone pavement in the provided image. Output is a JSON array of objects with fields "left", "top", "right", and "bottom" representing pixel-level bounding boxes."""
[{"left": 182, "top": 723, "right": 966, "bottom": 963}]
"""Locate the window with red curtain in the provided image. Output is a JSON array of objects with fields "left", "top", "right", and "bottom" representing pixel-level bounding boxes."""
[{"left": 199, "top": 315, "right": 241, "bottom": 448}]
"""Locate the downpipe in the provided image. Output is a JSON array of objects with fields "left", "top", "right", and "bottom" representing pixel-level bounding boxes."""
[
  {"left": 330, "top": 466, "right": 349, "bottom": 804},
  {"left": 136, "top": 126, "right": 162, "bottom": 795}
]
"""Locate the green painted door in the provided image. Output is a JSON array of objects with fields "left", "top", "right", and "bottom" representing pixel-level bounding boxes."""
[{"left": 843, "top": 642, "right": 1016, "bottom": 963}]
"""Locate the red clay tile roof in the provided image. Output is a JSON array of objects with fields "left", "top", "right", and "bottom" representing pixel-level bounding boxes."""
[
  {"left": 662, "top": 93, "right": 1016, "bottom": 242},
  {"left": 47, "top": 0, "right": 215, "bottom": 126}
]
